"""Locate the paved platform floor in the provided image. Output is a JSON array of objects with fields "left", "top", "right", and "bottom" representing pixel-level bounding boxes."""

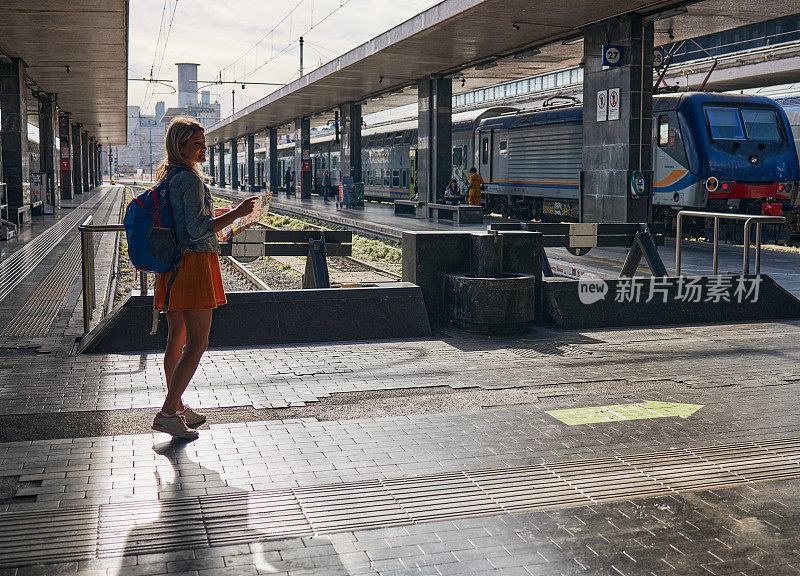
[
  {"left": 3, "top": 185, "right": 800, "bottom": 575},
  {"left": 1, "top": 317, "right": 800, "bottom": 575}
]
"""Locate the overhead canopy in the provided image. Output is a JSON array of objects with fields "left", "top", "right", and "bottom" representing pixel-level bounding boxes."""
[
  {"left": 207, "top": 0, "right": 800, "bottom": 145},
  {"left": 0, "top": 0, "right": 128, "bottom": 144}
]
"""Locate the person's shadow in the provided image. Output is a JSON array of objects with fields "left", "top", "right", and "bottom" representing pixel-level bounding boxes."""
[{"left": 109, "top": 438, "right": 354, "bottom": 575}]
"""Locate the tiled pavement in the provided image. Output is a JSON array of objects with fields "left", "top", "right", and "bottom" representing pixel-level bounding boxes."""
[
  {"left": 1, "top": 319, "right": 800, "bottom": 574},
  {"left": 3, "top": 190, "right": 800, "bottom": 574}
]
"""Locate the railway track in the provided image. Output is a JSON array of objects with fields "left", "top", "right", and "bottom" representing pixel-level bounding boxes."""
[{"left": 212, "top": 192, "right": 401, "bottom": 288}]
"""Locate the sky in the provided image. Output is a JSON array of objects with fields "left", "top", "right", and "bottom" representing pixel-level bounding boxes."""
[{"left": 128, "top": 0, "right": 440, "bottom": 119}]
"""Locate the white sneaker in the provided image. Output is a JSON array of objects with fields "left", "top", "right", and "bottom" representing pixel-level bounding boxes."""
[
  {"left": 178, "top": 405, "right": 206, "bottom": 427},
  {"left": 152, "top": 412, "right": 199, "bottom": 440}
]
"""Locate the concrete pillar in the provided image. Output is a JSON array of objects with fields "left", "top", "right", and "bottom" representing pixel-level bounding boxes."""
[
  {"left": 87, "top": 137, "right": 95, "bottom": 190},
  {"left": 38, "top": 94, "right": 59, "bottom": 209},
  {"left": 246, "top": 133, "right": 258, "bottom": 191},
  {"left": 71, "top": 124, "right": 83, "bottom": 195},
  {"left": 81, "top": 130, "right": 90, "bottom": 192},
  {"left": 417, "top": 76, "right": 452, "bottom": 205},
  {"left": 230, "top": 138, "right": 238, "bottom": 190},
  {"left": 0, "top": 57, "right": 30, "bottom": 210},
  {"left": 294, "top": 117, "right": 311, "bottom": 199},
  {"left": 581, "top": 15, "right": 654, "bottom": 223},
  {"left": 267, "top": 128, "right": 279, "bottom": 195},
  {"left": 58, "top": 114, "right": 73, "bottom": 200},
  {"left": 96, "top": 144, "right": 102, "bottom": 185},
  {"left": 209, "top": 146, "right": 216, "bottom": 185},
  {"left": 339, "top": 101, "right": 362, "bottom": 183},
  {"left": 217, "top": 143, "right": 226, "bottom": 188}
]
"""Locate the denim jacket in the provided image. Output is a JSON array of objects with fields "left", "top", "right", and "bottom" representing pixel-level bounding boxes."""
[{"left": 167, "top": 170, "right": 220, "bottom": 254}]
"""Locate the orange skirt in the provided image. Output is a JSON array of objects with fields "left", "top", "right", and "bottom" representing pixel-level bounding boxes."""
[{"left": 153, "top": 251, "right": 226, "bottom": 311}]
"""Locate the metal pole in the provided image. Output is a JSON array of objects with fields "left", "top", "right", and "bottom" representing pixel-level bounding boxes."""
[
  {"left": 755, "top": 222, "right": 762, "bottom": 274},
  {"left": 149, "top": 126, "right": 153, "bottom": 182},
  {"left": 743, "top": 218, "right": 752, "bottom": 274},
  {"left": 675, "top": 212, "right": 682, "bottom": 276},
  {"left": 140, "top": 271, "right": 148, "bottom": 295},
  {"left": 299, "top": 36, "right": 304, "bottom": 77},
  {"left": 80, "top": 215, "right": 94, "bottom": 333},
  {"left": 712, "top": 217, "right": 719, "bottom": 275}
]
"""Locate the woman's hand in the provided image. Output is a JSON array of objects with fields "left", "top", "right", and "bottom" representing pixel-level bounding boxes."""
[{"left": 233, "top": 196, "right": 258, "bottom": 218}]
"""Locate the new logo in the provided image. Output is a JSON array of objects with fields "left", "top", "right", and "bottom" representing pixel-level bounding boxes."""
[{"left": 578, "top": 279, "right": 608, "bottom": 305}]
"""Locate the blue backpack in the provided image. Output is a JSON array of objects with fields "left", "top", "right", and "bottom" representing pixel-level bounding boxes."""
[{"left": 123, "top": 167, "right": 188, "bottom": 273}]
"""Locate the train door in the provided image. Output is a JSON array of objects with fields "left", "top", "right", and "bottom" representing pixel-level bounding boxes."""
[
  {"left": 479, "top": 131, "right": 493, "bottom": 182},
  {"left": 493, "top": 133, "right": 508, "bottom": 184},
  {"left": 409, "top": 148, "right": 417, "bottom": 197}
]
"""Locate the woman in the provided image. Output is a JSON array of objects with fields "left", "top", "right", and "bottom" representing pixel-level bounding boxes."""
[
  {"left": 443, "top": 178, "right": 462, "bottom": 205},
  {"left": 151, "top": 116, "right": 256, "bottom": 440}
]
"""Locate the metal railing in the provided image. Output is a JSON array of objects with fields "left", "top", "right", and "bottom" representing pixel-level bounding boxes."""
[
  {"left": 675, "top": 210, "right": 786, "bottom": 276},
  {"left": 78, "top": 216, "right": 126, "bottom": 333}
]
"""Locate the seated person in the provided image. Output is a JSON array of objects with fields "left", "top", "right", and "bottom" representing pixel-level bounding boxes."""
[{"left": 443, "top": 179, "right": 462, "bottom": 205}]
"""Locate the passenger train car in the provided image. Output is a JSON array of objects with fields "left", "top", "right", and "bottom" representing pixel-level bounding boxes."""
[{"left": 248, "top": 93, "right": 799, "bottom": 235}]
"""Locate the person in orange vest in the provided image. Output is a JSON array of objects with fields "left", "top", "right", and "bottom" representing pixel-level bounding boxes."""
[{"left": 467, "top": 167, "right": 484, "bottom": 206}]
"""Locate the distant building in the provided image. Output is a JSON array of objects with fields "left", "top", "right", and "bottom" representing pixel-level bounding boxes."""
[{"left": 162, "top": 63, "right": 221, "bottom": 130}]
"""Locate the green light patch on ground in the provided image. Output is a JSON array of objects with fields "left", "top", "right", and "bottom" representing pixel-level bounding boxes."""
[{"left": 546, "top": 401, "right": 704, "bottom": 425}]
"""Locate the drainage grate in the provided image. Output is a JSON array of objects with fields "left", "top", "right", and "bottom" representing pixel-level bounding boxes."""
[
  {"left": 0, "top": 236, "right": 82, "bottom": 337},
  {"left": 510, "top": 339, "right": 593, "bottom": 358},
  {"left": 2, "top": 437, "right": 800, "bottom": 568}
]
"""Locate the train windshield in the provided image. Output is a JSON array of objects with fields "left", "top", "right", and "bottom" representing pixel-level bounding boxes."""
[{"left": 704, "top": 105, "right": 784, "bottom": 142}]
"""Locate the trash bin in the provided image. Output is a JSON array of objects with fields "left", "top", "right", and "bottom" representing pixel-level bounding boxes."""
[{"left": 337, "top": 177, "right": 364, "bottom": 208}]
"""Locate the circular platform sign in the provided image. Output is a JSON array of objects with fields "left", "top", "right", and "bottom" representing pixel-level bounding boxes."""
[{"left": 653, "top": 47, "right": 666, "bottom": 68}]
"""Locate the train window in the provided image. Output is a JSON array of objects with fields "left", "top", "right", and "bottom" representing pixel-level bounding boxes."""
[
  {"left": 402, "top": 169, "right": 408, "bottom": 188},
  {"left": 658, "top": 116, "right": 669, "bottom": 147},
  {"left": 403, "top": 130, "right": 412, "bottom": 144},
  {"left": 499, "top": 140, "right": 508, "bottom": 154},
  {"left": 394, "top": 132, "right": 404, "bottom": 145},
  {"left": 481, "top": 138, "right": 489, "bottom": 164},
  {"left": 392, "top": 169, "right": 400, "bottom": 187},
  {"left": 704, "top": 106, "right": 745, "bottom": 140},
  {"left": 452, "top": 147, "right": 463, "bottom": 166},
  {"left": 383, "top": 170, "right": 390, "bottom": 187},
  {"left": 741, "top": 108, "right": 783, "bottom": 142}
]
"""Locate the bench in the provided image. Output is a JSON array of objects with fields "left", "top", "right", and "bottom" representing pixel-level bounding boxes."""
[
  {"left": 220, "top": 228, "right": 352, "bottom": 289},
  {"left": 428, "top": 203, "right": 483, "bottom": 225},
  {"left": 394, "top": 199, "right": 426, "bottom": 218}
]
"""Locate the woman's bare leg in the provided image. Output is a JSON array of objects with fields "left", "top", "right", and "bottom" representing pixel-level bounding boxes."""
[
  {"left": 161, "top": 309, "right": 213, "bottom": 415},
  {"left": 164, "top": 311, "right": 187, "bottom": 390}
]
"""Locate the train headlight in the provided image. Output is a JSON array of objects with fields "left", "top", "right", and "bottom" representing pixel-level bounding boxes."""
[
  {"left": 778, "top": 183, "right": 786, "bottom": 193},
  {"left": 721, "top": 182, "right": 730, "bottom": 192},
  {"left": 705, "top": 177, "right": 719, "bottom": 192}
]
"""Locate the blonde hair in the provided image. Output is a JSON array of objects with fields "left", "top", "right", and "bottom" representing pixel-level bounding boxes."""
[{"left": 155, "top": 116, "right": 204, "bottom": 181}]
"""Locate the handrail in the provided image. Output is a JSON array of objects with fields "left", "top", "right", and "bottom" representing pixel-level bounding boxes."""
[
  {"left": 78, "top": 217, "right": 128, "bottom": 333},
  {"left": 675, "top": 210, "right": 786, "bottom": 276}
]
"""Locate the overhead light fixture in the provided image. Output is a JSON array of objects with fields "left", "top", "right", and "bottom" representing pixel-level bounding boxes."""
[
  {"left": 475, "top": 61, "right": 498, "bottom": 71},
  {"left": 643, "top": 7, "right": 688, "bottom": 24},
  {"left": 514, "top": 48, "right": 541, "bottom": 60},
  {"left": 561, "top": 37, "right": 584, "bottom": 46}
]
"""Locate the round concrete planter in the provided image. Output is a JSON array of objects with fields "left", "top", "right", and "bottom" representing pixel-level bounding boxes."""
[{"left": 443, "top": 273, "right": 536, "bottom": 334}]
